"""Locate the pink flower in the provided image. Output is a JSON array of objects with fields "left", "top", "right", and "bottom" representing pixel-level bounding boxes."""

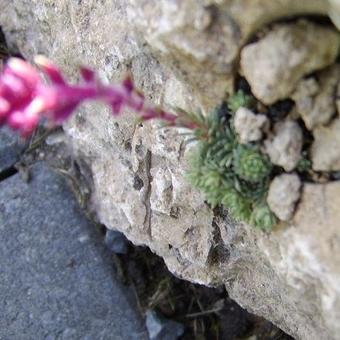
[
  {"left": 0, "top": 56, "right": 187, "bottom": 137},
  {"left": 0, "top": 58, "right": 42, "bottom": 136}
]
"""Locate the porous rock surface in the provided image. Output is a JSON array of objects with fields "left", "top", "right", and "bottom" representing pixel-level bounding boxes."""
[
  {"left": 2, "top": 1, "right": 340, "bottom": 339},
  {"left": 240, "top": 20, "right": 340, "bottom": 105},
  {"left": 292, "top": 64, "right": 340, "bottom": 130},
  {"left": 264, "top": 120, "right": 303, "bottom": 172},
  {"left": 234, "top": 107, "right": 268, "bottom": 144},
  {"left": 312, "top": 118, "right": 340, "bottom": 171},
  {"left": 267, "top": 173, "right": 301, "bottom": 221}
]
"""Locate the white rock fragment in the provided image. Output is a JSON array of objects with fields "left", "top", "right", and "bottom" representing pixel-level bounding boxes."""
[
  {"left": 234, "top": 107, "right": 269, "bottom": 144},
  {"left": 264, "top": 121, "right": 303, "bottom": 171},
  {"left": 292, "top": 65, "right": 340, "bottom": 130},
  {"left": 267, "top": 173, "right": 302, "bottom": 221},
  {"left": 311, "top": 118, "right": 340, "bottom": 171},
  {"left": 240, "top": 20, "right": 340, "bottom": 105},
  {"left": 45, "top": 130, "right": 67, "bottom": 146}
]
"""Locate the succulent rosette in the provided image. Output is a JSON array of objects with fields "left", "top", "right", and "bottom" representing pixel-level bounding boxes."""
[{"left": 233, "top": 145, "right": 272, "bottom": 183}]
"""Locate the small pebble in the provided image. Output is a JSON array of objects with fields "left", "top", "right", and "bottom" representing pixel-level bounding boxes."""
[
  {"left": 104, "top": 229, "right": 129, "bottom": 254},
  {"left": 267, "top": 173, "right": 301, "bottom": 221},
  {"left": 264, "top": 120, "right": 303, "bottom": 171},
  {"left": 146, "top": 310, "right": 184, "bottom": 340}
]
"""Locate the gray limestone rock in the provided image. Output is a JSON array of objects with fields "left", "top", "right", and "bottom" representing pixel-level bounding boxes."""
[
  {"left": 234, "top": 107, "right": 269, "bottom": 144},
  {"left": 0, "top": 163, "right": 147, "bottom": 340},
  {"left": 240, "top": 20, "right": 340, "bottom": 104},
  {"left": 292, "top": 65, "right": 340, "bottom": 130},
  {"left": 264, "top": 120, "right": 303, "bottom": 171},
  {"left": 0, "top": 126, "right": 26, "bottom": 172},
  {"left": 311, "top": 118, "right": 340, "bottom": 171},
  {"left": 267, "top": 173, "right": 302, "bottom": 221}
]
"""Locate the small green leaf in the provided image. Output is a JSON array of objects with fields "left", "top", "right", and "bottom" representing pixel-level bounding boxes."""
[
  {"left": 228, "top": 90, "right": 253, "bottom": 112},
  {"left": 250, "top": 202, "right": 277, "bottom": 231}
]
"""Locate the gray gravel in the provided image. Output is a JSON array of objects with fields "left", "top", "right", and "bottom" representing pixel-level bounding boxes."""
[{"left": 0, "top": 163, "right": 148, "bottom": 340}]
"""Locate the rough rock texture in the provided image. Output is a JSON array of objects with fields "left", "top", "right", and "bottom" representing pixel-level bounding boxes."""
[
  {"left": 0, "top": 164, "right": 147, "bottom": 339},
  {"left": 264, "top": 120, "right": 303, "bottom": 171},
  {"left": 311, "top": 118, "right": 340, "bottom": 171},
  {"left": 234, "top": 107, "right": 268, "bottom": 144},
  {"left": 0, "top": 126, "right": 26, "bottom": 172},
  {"left": 292, "top": 65, "right": 340, "bottom": 130},
  {"left": 2, "top": 1, "right": 340, "bottom": 339},
  {"left": 288, "top": 182, "right": 340, "bottom": 334},
  {"left": 241, "top": 21, "right": 340, "bottom": 105},
  {"left": 330, "top": 0, "right": 340, "bottom": 29},
  {"left": 267, "top": 174, "right": 301, "bottom": 221}
]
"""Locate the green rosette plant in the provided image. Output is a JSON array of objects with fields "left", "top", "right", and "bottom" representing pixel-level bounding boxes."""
[
  {"left": 186, "top": 100, "right": 277, "bottom": 230},
  {"left": 232, "top": 145, "right": 272, "bottom": 183}
]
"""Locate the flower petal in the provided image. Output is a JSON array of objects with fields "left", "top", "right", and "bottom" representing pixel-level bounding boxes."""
[
  {"left": 80, "top": 67, "right": 96, "bottom": 83},
  {"left": 7, "top": 58, "right": 41, "bottom": 88},
  {"left": 51, "top": 102, "right": 79, "bottom": 123},
  {"left": 35, "top": 55, "right": 65, "bottom": 85}
]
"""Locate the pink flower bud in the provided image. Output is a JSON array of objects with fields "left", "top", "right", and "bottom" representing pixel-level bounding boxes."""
[
  {"left": 0, "top": 56, "right": 182, "bottom": 137},
  {"left": 7, "top": 58, "right": 40, "bottom": 89},
  {"left": 34, "top": 56, "right": 65, "bottom": 85}
]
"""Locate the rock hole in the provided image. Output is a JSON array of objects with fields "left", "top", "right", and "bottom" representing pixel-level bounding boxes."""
[
  {"left": 133, "top": 174, "right": 144, "bottom": 190},
  {"left": 124, "top": 140, "right": 132, "bottom": 152},
  {"left": 170, "top": 206, "right": 180, "bottom": 219}
]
